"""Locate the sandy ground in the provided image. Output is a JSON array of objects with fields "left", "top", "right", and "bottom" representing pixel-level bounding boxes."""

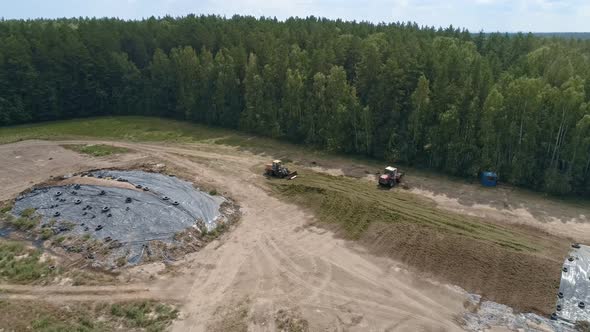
[
  {"left": 0, "top": 140, "right": 581, "bottom": 331},
  {"left": 0, "top": 141, "right": 143, "bottom": 201}
]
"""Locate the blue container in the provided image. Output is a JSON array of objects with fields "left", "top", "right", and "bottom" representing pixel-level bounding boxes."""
[{"left": 480, "top": 171, "right": 498, "bottom": 187}]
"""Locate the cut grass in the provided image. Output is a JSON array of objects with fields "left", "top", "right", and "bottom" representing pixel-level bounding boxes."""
[
  {"left": 63, "top": 144, "right": 129, "bottom": 157},
  {"left": 0, "top": 300, "right": 178, "bottom": 332},
  {"left": 0, "top": 240, "right": 55, "bottom": 282},
  {"left": 269, "top": 169, "right": 539, "bottom": 251}
]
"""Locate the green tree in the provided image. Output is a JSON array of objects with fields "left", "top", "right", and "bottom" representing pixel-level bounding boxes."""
[{"left": 170, "top": 46, "right": 200, "bottom": 120}]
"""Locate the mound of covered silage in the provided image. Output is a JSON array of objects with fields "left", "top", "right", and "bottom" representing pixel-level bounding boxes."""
[
  {"left": 11, "top": 170, "right": 225, "bottom": 265},
  {"left": 554, "top": 244, "right": 590, "bottom": 327}
]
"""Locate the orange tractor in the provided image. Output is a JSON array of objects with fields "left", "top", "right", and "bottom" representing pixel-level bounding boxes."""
[{"left": 265, "top": 160, "right": 298, "bottom": 179}]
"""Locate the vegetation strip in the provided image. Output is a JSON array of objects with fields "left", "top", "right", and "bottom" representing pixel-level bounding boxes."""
[
  {"left": 0, "top": 299, "right": 178, "bottom": 332},
  {"left": 62, "top": 144, "right": 130, "bottom": 157}
]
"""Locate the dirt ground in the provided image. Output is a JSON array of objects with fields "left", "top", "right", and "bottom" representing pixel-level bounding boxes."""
[
  {"left": 0, "top": 140, "right": 580, "bottom": 331},
  {"left": 0, "top": 140, "right": 144, "bottom": 202}
]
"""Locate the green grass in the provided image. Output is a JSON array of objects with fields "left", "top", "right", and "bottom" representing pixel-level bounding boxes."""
[
  {"left": 39, "top": 228, "right": 53, "bottom": 240},
  {"left": 0, "top": 240, "right": 55, "bottom": 282},
  {"left": 53, "top": 236, "right": 66, "bottom": 245},
  {"left": 0, "top": 300, "right": 178, "bottom": 332},
  {"left": 63, "top": 144, "right": 130, "bottom": 157},
  {"left": 0, "top": 116, "right": 231, "bottom": 144},
  {"left": 110, "top": 301, "right": 179, "bottom": 331},
  {"left": 0, "top": 202, "right": 13, "bottom": 213},
  {"left": 2, "top": 208, "right": 41, "bottom": 231},
  {"left": 268, "top": 169, "right": 540, "bottom": 252},
  {"left": 20, "top": 208, "right": 36, "bottom": 218},
  {"left": 0, "top": 116, "right": 327, "bottom": 161}
]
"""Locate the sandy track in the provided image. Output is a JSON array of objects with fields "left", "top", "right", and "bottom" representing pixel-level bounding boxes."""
[{"left": 0, "top": 140, "right": 474, "bottom": 331}]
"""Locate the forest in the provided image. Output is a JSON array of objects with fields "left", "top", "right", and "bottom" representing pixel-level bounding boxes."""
[{"left": 0, "top": 15, "right": 589, "bottom": 195}]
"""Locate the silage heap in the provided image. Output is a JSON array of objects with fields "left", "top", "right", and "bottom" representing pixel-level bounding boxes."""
[{"left": 11, "top": 170, "right": 225, "bottom": 265}]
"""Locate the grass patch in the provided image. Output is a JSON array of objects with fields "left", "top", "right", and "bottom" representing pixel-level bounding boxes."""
[
  {"left": 63, "top": 144, "right": 130, "bottom": 157},
  {"left": 11, "top": 217, "right": 37, "bottom": 231},
  {"left": 0, "top": 201, "right": 14, "bottom": 214},
  {"left": 116, "top": 255, "right": 127, "bottom": 267},
  {"left": 110, "top": 301, "right": 179, "bottom": 331},
  {"left": 53, "top": 236, "right": 66, "bottom": 245},
  {"left": 0, "top": 116, "right": 231, "bottom": 144},
  {"left": 0, "top": 116, "right": 326, "bottom": 163},
  {"left": 0, "top": 240, "right": 55, "bottom": 282},
  {"left": 3, "top": 208, "right": 41, "bottom": 231},
  {"left": 20, "top": 208, "right": 36, "bottom": 218},
  {"left": 39, "top": 228, "right": 53, "bottom": 240},
  {"left": 0, "top": 300, "right": 178, "bottom": 332}
]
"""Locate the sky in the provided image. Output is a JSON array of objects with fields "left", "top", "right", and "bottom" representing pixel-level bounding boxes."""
[{"left": 1, "top": 0, "right": 589, "bottom": 32}]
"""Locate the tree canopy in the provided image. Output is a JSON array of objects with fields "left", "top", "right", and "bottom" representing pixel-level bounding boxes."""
[{"left": 0, "top": 15, "right": 589, "bottom": 195}]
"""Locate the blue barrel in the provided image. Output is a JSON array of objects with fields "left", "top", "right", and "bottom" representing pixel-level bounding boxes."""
[{"left": 480, "top": 171, "right": 498, "bottom": 187}]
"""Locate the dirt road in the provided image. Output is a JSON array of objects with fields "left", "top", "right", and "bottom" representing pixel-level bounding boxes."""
[{"left": 0, "top": 140, "right": 575, "bottom": 331}]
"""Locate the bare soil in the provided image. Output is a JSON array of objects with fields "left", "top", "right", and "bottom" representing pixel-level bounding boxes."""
[
  {"left": 0, "top": 139, "right": 581, "bottom": 331},
  {"left": 0, "top": 140, "right": 145, "bottom": 201}
]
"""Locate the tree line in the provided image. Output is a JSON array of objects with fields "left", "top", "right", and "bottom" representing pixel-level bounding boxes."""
[{"left": 0, "top": 15, "right": 589, "bottom": 195}]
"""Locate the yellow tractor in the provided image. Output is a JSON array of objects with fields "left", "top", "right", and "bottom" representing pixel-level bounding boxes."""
[{"left": 265, "top": 160, "right": 297, "bottom": 179}]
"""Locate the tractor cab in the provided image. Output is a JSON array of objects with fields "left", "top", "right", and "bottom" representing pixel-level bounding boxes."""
[
  {"left": 384, "top": 166, "right": 398, "bottom": 176},
  {"left": 272, "top": 160, "right": 283, "bottom": 172}
]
